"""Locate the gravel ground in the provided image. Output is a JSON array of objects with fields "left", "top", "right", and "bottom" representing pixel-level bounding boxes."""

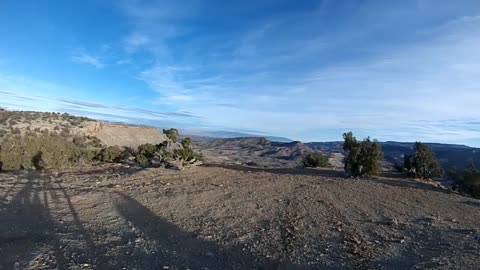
[{"left": 1, "top": 164, "right": 480, "bottom": 269}]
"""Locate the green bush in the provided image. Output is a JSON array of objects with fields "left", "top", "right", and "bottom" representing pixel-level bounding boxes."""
[
  {"left": 404, "top": 142, "right": 444, "bottom": 179},
  {"left": 181, "top": 137, "right": 192, "bottom": 148},
  {"left": 135, "top": 153, "right": 149, "bottom": 166},
  {"left": 302, "top": 152, "right": 329, "bottom": 168},
  {"left": 96, "top": 146, "right": 125, "bottom": 163},
  {"left": 163, "top": 128, "right": 179, "bottom": 142},
  {"left": 343, "top": 132, "right": 384, "bottom": 178},
  {"left": 450, "top": 163, "right": 480, "bottom": 199},
  {"left": 134, "top": 143, "right": 162, "bottom": 166},
  {"left": 72, "top": 135, "right": 87, "bottom": 147},
  {"left": 0, "top": 134, "right": 84, "bottom": 170},
  {"left": 462, "top": 164, "right": 480, "bottom": 198},
  {"left": 174, "top": 138, "right": 202, "bottom": 164},
  {"left": 174, "top": 147, "right": 202, "bottom": 163},
  {"left": 137, "top": 143, "right": 158, "bottom": 158}
]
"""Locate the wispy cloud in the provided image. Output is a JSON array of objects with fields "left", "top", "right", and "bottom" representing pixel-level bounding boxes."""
[
  {"left": 114, "top": 1, "right": 480, "bottom": 144},
  {"left": 71, "top": 51, "right": 104, "bottom": 69},
  {"left": 3, "top": 1, "right": 480, "bottom": 145},
  {"left": 0, "top": 75, "right": 202, "bottom": 128}
]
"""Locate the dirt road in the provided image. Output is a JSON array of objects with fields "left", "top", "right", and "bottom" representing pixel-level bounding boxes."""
[{"left": 1, "top": 164, "right": 479, "bottom": 269}]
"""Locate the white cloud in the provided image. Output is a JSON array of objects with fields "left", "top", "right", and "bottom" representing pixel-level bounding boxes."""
[
  {"left": 115, "top": 1, "right": 480, "bottom": 144},
  {"left": 124, "top": 33, "right": 150, "bottom": 52},
  {"left": 0, "top": 73, "right": 202, "bottom": 128},
  {"left": 71, "top": 52, "right": 104, "bottom": 69}
]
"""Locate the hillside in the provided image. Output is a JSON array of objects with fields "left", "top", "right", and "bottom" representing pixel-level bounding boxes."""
[
  {"left": 85, "top": 122, "right": 167, "bottom": 148},
  {"left": 1, "top": 165, "right": 479, "bottom": 269},
  {"left": 0, "top": 110, "right": 166, "bottom": 148},
  {"left": 193, "top": 137, "right": 316, "bottom": 168},
  {"left": 0, "top": 110, "right": 200, "bottom": 171},
  {"left": 181, "top": 130, "right": 293, "bottom": 142}
]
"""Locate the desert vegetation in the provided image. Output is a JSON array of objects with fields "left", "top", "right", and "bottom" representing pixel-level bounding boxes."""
[
  {"left": 0, "top": 133, "right": 92, "bottom": 170},
  {"left": 163, "top": 128, "right": 179, "bottom": 142},
  {"left": 302, "top": 152, "right": 330, "bottom": 168},
  {"left": 447, "top": 163, "right": 480, "bottom": 199},
  {"left": 0, "top": 109, "right": 202, "bottom": 171},
  {"left": 342, "top": 132, "right": 384, "bottom": 177},
  {"left": 404, "top": 142, "right": 444, "bottom": 179},
  {"left": 0, "top": 132, "right": 201, "bottom": 171}
]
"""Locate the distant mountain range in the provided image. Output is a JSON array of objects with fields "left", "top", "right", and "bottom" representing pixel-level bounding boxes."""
[
  {"left": 180, "top": 130, "right": 293, "bottom": 143},
  {"left": 192, "top": 133, "right": 480, "bottom": 170},
  {"left": 307, "top": 141, "right": 480, "bottom": 170}
]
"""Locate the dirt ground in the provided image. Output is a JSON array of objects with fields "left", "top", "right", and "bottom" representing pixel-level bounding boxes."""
[{"left": 1, "top": 164, "right": 480, "bottom": 269}]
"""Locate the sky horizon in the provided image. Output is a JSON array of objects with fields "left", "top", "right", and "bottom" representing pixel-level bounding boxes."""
[{"left": 1, "top": 1, "right": 480, "bottom": 146}]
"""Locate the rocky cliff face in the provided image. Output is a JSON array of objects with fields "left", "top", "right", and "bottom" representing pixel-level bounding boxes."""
[{"left": 83, "top": 122, "right": 167, "bottom": 148}]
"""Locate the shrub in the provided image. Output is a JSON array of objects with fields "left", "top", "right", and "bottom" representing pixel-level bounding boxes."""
[
  {"left": 404, "top": 142, "right": 444, "bottom": 179},
  {"left": 0, "top": 133, "right": 84, "bottom": 170},
  {"left": 462, "top": 163, "right": 480, "bottom": 198},
  {"left": 87, "top": 136, "right": 104, "bottom": 148},
  {"left": 181, "top": 137, "right": 192, "bottom": 148},
  {"left": 163, "top": 128, "right": 179, "bottom": 142},
  {"left": 60, "top": 128, "right": 70, "bottom": 137},
  {"left": 134, "top": 143, "right": 161, "bottom": 166},
  {"left": 343, "top": 132, "right": 384, "bottom": 177},
  {"left": 96, "top": 146, "right": 125, "bottom": 163},
  {"left": 11, "top": 127, "right": 21, "bottom": 134},
  {"left": 302, "top": 152, "right": 329, "bottom": 168},
  {"left": 135, "top": 153, "right": 149, "bottom": 166},
  {"left": 173, "top": 138, "right": 203, "bottom": 164},
  {"left": 136, "top": 143, "right": 158, "bottom": 159},
  {"left": 72, "top": 136, "right": 87, "bottom": 147},
  {"left": 174, "top": 147, "right": 202, "bottom": 163}
]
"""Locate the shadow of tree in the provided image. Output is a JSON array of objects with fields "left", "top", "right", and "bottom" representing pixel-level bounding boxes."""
[
  {"left": 463, "top": 200, "right": 480, "bottom": 207},
  {"left": 372, "top": 178, "right": 451, "bottom": 194}
]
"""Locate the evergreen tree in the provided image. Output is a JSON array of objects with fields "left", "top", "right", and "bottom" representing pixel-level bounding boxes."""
[
  {"left": 343, "top": 132, "right": 384, "bottom": 177},
  {"left": 404, "top": 142, "right": 444, "bottom": 179},
  {"left": 462, "top": 163, "right": 480, "bottom": 198}
]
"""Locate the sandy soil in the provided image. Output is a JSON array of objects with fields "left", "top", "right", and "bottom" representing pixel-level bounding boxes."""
[{"left": 1, "top": 164, "right": 480, "bottom": 269}]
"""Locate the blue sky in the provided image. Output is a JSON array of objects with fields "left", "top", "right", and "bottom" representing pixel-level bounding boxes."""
[{"left": 1, "top": 0, "right": 480, "bottom": 145}]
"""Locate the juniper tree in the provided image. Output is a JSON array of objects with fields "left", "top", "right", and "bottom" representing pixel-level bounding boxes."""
[
  {"left": 163, "top": 128, "right": 179, "bottom": 142},
  {"left": 343, "top": 132, "right": 384, "bottom": 178},
  {"left": 404, "top": 142, "right": 444, "bottom": 179}
]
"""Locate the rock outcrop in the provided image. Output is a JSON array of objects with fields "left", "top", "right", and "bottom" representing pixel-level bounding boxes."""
[{"left": 84, "top": 122, "right": 167, "bottom": 148}]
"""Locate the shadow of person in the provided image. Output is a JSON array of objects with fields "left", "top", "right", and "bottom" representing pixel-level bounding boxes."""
[
  {"left": 0, "top": 173, "right": 68, "bottom": 269},
  {"left": 31, "top": 151, "right": 45, "bottom": 171},
  {"left": 113, "top": 191, "right": 282, "bottom": 270}
]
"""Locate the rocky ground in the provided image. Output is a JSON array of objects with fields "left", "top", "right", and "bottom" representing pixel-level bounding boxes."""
[{"left": 1, "top": 164, "right": 480, "bottom": 269}]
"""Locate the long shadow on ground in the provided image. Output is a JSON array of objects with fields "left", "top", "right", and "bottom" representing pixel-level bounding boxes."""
[
  {"left": 114, "top": 191, "right": 282, "bottom": 270},
  {"left": 0, "top": 171, "right": 69, "bottom": 269},
  {"left": 113, "top": 192, "right": 344, "bottom": 269}
]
